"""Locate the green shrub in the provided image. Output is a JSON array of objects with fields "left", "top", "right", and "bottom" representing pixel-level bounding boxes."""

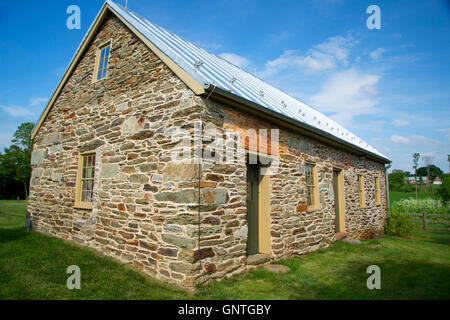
[
  {"left": 438, "top": 174, "right": 450, "bottom": 203},
  {"left": 399, "top": 184, "right": 414, "bottom": 193},
  {"left": 384, "top": 212, "right": 414, "bottom": 237}
]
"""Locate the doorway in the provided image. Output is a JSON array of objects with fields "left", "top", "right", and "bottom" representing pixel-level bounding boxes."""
[
  {"left": 246, "top": 163, "right": 259, "bottom": 255},
  {"left": 333, "top": 168, "right": 345, "bottom": 233}
]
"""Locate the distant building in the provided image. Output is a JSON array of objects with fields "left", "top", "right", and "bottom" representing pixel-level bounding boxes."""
[
  {"left": 406, "top": 176, "right": 443, "bottom": 185},
  {"left": 405, "top": 177, "right": 417, "bottom": 184}
]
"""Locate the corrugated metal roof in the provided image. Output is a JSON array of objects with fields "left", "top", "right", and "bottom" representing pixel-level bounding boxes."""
[{"left": 107, "top": 0, "right": 389, "bottom": 161}]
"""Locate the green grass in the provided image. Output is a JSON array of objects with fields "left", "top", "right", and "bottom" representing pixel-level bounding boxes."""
[
  {"left": 0, "top": 201, "right": 192, "bottom": 300},
  {"left": 390, "top": 191, "right": 435, "bottom": 204},
  {"left": 1, "top": 200, "right": 450, "bottom": 299},
  {"left": 389, "top": 184, "right": 442, "bottom": 205}
]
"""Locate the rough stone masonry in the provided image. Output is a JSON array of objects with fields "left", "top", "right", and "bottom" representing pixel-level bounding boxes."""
[{"left": 28, "top": 13, "right": 388, "bottom": 287}]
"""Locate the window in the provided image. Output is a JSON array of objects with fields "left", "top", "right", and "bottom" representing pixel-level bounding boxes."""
[
  {"left": 75, "top": 153, "right": 96, "bottom": 209},
  {"left": 305, "top": 163, "right": 319, "bottom": 211},
  {"left": 375, "top": 176, "right": 381, "bottom": 205},
  {"left": 94, "top": 43, "right": 111, "bottom": 81},
  {"left": 358, "top": 175, "right": 366, "bottom": 208}
]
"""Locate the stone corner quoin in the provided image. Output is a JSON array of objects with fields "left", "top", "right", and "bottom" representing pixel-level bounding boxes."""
[{"left": 28, "top": 14, "right": 388, "bottom": 287}]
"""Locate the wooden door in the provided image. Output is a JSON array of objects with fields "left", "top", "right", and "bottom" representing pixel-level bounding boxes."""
[{"left": 247, "top": 164, "right": 259, "bottom": 255}]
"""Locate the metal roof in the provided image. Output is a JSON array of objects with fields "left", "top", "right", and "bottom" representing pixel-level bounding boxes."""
[{"left": 106, "top": 0, "right": 389, "bottom": 161}]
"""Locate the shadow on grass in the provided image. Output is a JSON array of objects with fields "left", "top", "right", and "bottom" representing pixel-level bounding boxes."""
[
  {"left": 410, "top": 229, "right": 450, "bottom": 246},
  {"left": 314, "top": 258, "right": 450, "bottom": 300},
  {"left": 0, "top": 227, "right": 29, "bottom": 244}
]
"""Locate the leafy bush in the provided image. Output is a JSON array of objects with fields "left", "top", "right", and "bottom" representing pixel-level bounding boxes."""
[
  {"left": 438, "top": 174, "right": 450, "bottom": 203},
  {"left": 399, "top": 184, "right": 414, "bottom": 193},
  {"left": 384, "top": 212, "right": 414, "bottom": 237},
  {"left": 389, "top": 170, "right": 406, "bottom": 191}
]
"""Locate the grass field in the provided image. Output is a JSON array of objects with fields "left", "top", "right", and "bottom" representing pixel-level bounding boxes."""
[
  {"left": 390, "top": 191, "right": 438, "bottom": 204},
  {"left": 1, "top": 200, "right": 449, "bottom": 300}
]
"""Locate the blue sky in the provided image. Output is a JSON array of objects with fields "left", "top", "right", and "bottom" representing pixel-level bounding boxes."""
[{"left": 0, "top": 0, "right": 449, "bottom": 172}]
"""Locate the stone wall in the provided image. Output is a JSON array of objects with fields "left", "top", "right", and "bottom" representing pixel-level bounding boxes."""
[
  {"left": 29, "top": 14, "right": 209, "bottom": 287},
  {"left": 28, "top": 13, "right": 388, "bottom": 288},
  {"left": 187, "top": 98, "right": 387, "bottom": 284}
]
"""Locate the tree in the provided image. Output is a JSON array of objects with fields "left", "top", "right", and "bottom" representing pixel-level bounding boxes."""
[
  {"left": 438, "top": 174, "right": 450, "bottom": 203},
  {"left": 413, "top": 153, "right": 420, "bottom": 200},
  {"left": 389, "top": 169, "right": 406, "bottom": 191},
  {"left": 417, "top": 165, "right": 443, "bottom": 183},
  {"left": 422, "top": 155, "right": 434, "bottom": 189},
  {"left": 12, "top": 122, "right": 34, "bottom": 151},
  {"left": 0, "top": 122, "right": 34, "bottom": 199}
]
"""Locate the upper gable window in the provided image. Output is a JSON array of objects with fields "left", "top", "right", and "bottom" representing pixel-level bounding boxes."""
[{"left": 95, "top": 43, "right": 111, "bottom": 81}]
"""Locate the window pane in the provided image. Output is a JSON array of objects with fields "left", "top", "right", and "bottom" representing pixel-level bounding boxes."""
[
  {"left": 307, "top": 186, "right": 314, "bottom": 206},
  {"left": 80, "top": 154, "right": 95, "bottom": 203},
  {"left": 97, "top": 60, "right": 104, "bottom": 80},
  {"left": 305, "top": 165, "right": 313, "bottom": 186},
  {"left": 305, "top": 164, "right": 315, "bottom": 207},
  {"left": 102, "top": 63, "right": 107, "bottom": 79},
  {"left": 102, "top": 46, "right": 110, "bottom": 79},
  {"left": 96, "top": 45, "right": 110, "bottom": 80}
]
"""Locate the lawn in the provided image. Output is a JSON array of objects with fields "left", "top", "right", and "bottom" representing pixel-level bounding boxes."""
[
  {"left": 390, "top": 191, "right": 437, "bottom": 204},
  {"left": 389, "top": 184, "right": 442, "bottom": 205},
  {"left": 1, "top": 200, "right": 449, "bottom": 300}
]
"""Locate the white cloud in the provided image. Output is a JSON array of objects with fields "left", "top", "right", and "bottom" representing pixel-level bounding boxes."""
[
  {"left": 219, "top": 53, "right": 250, "bottom": 68},
  {"left": 1, "top": 105, "right": 34, "bottom": 117},
  {"left": 390, "top": 134, "right": 410, "bottom": 145},
  {"left": 30, "top": 97, "right": 48, "bottom": 107},
  {"left": 196, "top": 41, "right": 222, "bottom": 51},
  {"left": 392, "top": 118, "right": 410, "bottom": 126},
  {"left": 369, "top": 47, "right": 386, "bottom": 60},
  {"left": 390, "top": 134, "right": 440, "bottom": 146},
  {"left": 268, "top": 31, "right": 292, "bottom": 44},
  {"left": 268, "top": 49, "right": 335, "bottom": 72},
  {"left": 258, "top": 34, "right": 355, "bottom": 78},
  {"left": 309, "top": 68, "right": 380, "bottom": 126},
  {"left": 315, "top": 35, "right": 354, "bottom": 64},
  {"left": 438, "top": 128, "right": 450, "bottom": 137}
]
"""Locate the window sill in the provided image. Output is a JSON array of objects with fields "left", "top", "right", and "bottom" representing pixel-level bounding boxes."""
[
  {"left": 74, "top": 203, "right": 93, "bottom": 210},
  {"left": 306, "top": 206, "right": 320, "bottom": 213},
  {"left": 91, "top": 76, "right": 109, "bottom": 84}
]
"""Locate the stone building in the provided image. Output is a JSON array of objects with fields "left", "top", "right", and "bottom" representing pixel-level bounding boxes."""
[{"left": 28, "top": 0, "right": 391, "bottom": 287}]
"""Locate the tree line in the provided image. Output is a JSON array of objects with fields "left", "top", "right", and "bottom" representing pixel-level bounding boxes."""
[
  {"left": 388, "top": 153, "right": 449, "bottom": 202},
  {"left": 0, "top": 122, "right": 34, "bottom": 200}
]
